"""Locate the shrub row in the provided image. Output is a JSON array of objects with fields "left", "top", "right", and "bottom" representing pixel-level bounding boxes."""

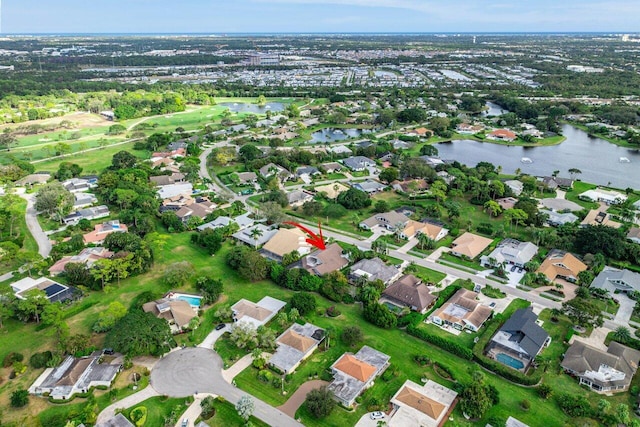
[{"left": 406, "top": 324, "right": 473, "bottom": 360}]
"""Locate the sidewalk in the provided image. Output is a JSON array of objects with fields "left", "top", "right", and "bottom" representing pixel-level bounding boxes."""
[
  {"left": 221, "top": 352, "right": 270, "bottom": 383},
  {"left": 97, "top": 386, "right": 159, "bottom": 424},
  {"left": 174, "top": 393, "right": 216, "bottom": 427}
]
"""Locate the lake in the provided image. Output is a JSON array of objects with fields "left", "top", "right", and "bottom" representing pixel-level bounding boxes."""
[
  {"left": 435, "top": 124, "right": 640, "bottom": 189},
  {"left": 310, "top": 128, "right": 364, "bottom": 143},
  {"left": 483, "top": 101, "right": 508, "bottom": 117},
  {"left": 219, "top": 102, "right": 285, "bottom": 114}
]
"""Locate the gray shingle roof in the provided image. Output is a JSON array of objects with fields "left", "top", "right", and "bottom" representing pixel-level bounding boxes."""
[{"left": 497, "top": 307, "right": 549, "bottom": 358}]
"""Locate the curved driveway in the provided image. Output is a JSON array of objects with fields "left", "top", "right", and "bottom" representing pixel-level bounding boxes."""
[{"left": 20, "top": 193, "right": 51, "bottom": 258}]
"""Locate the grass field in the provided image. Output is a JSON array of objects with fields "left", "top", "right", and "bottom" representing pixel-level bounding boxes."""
[{"left": 32, "top": 143, "right": 150, "bottom": 174}]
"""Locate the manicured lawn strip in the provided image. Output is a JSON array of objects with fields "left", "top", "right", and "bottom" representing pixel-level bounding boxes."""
[
  {"left": 214, "top": 334, "right": 250, "bottom": 367},
  {"left": 405, "top": 264, "right": 446, "bottom": 284},
  {"left": 127, "top": 396, "right": 192, "bottom": 427},
  {"left": 32, "top": 143, "right": 150, "bottom": 174},
  {"left": 203, "top": 398, "right": 270, "bottom": 427},
  {"left": 0, "top": 197, "right": 38, "bottom": 275},
  {"left": 564, "top": 181, "right": 598, "bottom": 209},
  {"left": 439, "top": 252, "right": 485, "bottom": 271}
]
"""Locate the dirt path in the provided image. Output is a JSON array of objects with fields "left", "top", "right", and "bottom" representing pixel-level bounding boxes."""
[{"left": 276, "top": 380, "right": 329, "bottom": 418}]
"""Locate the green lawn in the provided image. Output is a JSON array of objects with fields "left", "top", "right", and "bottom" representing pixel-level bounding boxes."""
[
  {"left": 404, "top": 264, "right": 447, "bottom": 284},
  {"left": 126, "top": 396, "right": 193, "bottom": 427},
  {"left": 439, "top": 252, "right": 485, "bottom": 272},
  {"left": 0, "top": 197, "right": 39, "bottom": 275},
  {"left": 202, "top": 398, "right": 270, "bottom": 427},
  {"left": 565, "top": 181, "right": 598, "bottom": 210}
]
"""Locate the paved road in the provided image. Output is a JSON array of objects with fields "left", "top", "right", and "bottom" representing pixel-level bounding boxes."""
[
  {"left": 20, "top": 193, "right": 51, "bottom": 258},
  {"left": 151, "top": 347, "right": 304, "bottom": 427},
  {"left": 96, "top": 385, "right": 160, "bottom": 425}
]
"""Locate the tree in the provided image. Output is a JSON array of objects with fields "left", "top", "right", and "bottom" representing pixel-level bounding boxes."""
[
  {"left": 195, "top": 276, "right": 223, "bottom": 305},
  {"left": 613, "top": 326, "right": 632, "bottom": 343},
  {"left": 10, "top": 389, "right": 29, "bottom": 407},
  {"left": 562, "top": 297, "right": 604, "bottom": 328},
  {"left": 374, "top": 200, "right": 390, "bottom": 213},
  {"left": 163, "top": 261, "right": 195, "bottom": 287},
  {"left": 105, "top": 311, "right": 172, "bottom": 356},
  {"left": 305, "top": 386, "right": 336, "bottom": 419},
  {"left": 503, "top": 208, "right": 528, "bottom": 231},
  {"left": 111, "top": 150, "right": 138, "bottom": 170},
  {"left": 577, "top": 270, "right": 595, "bottom": 286},
  {"left": 341, "top": 326, "right": 363, "bottom": 347},
  {"left": 337, "top": 188, "right": 371, "bottom": 210},
  {"left": 417, "top": 233, "right": 436, "bottom": 250},
  {"left": 363, "top": 303, "right": 397, "bottom": 328},
  {"left": 302, "top": 201, "right": 324, "bottom": 217},
  {"left": 430, "top": 180, "right": 448, "bottom": 203},
  {"left": 226, "top": 246, "right": 270, "bottom": 282},
  {"left": 378, "top": 167, "right": 398, "bottom": 184},
  {"left": 248, "top": 227, "right": 264, "bottom": 249},
  {"left": 191, "top": 228, "right": 224, "bottom": 254},
  {"left": 420, "top": 144, "right": 438, "bottom": 156},
  {"left": 397, "top": 108, "right": 427, "bottom": 123},
  {"left": 484, "top": 200, "right": 502, "bottom": 217},
  {"left": 0, "top": 132, "right": 17, "bottom": 151},
  {"left": 35, "top": 182, "right": 74, "bottom": 221},
  {"left": 259, "top": 201, "right": 286, "bottom": 224},
  {"left": 460, "top": 372, "right": 492, "bottom": 419},
  {"left": 93, "top": 301, "right": 127, "bottom": 333},
  {"left": 236, "top": 395, "right": 255, "bottom": 422},
  {"left": 568, "top": 168, "right": 582, "bottom": 180},
  {"left": 16, "top": 289, "right": 49, "bottom": 323},
  {"left": 289, "top": 292, "right": 317, "bottom": 316},
  {"left": 239, "top": 144, "right": 263, "bottom": 162},
  {"left": 91, "top": 258, "right": 114, "bottom": 290}
]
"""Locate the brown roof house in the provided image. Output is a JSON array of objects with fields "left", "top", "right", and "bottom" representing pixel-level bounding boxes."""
[
  {"left": 430, "top": 289, "right": 492, "bottom": 332},
  {"left": 231, "top": 296, "right": 286, "bottom": 329},
  {"left": 269, "top": 323, "right": 325, "bottom": 374},
  {"left": 388, "top": 380, "right": 458, "bottom": 427},
  {"left": 299, "top": 242, "right": 350, "bottom": 276},
  {"left": 49, "top": 247, "right": 114, "bottom": 276},
  {"left": 349, "top": 257, "right": 401, "bottom": 286},
  {"left": 381, "top": 275, "right": 436, "bottom": 314},
  {"left": 487, "top": 129, "right": 517, "bottom": 142},
  {"left": 83, "top": 221, "right": 128, "bottom": 244},
  {"left": 29, "top": 355, "right": 121, "bottom": 400},
  {"left": 537, "top": 250, "right": 587, "bottom": 283},
  {"left": 143, "top": 298, "right": 199, "bottom": 333},
  {"left": 628, "top": 227, "right": 640, "bottom": 245},
  {"left": 561, "top": 341, "right": 640, "bottom": 393},
  {"left": 328, "top": 345, "right": 390, "bottom": 407},
  {"left": 400, "top": 220, "right": 448, "bottom": 241},
  {"left": 261, "top": 227, "right": 313, "bottom": 262},
  {"left": 450, "top": 232, "right": 493, "bottom": 259}
]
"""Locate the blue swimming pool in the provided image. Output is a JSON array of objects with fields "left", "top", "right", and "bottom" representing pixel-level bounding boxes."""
[
  {"left": 174, "top": 295, "right": 203, "bottom": 308},
  {"left": 496, "top": 353, "right": 525, "bottom": 370}
]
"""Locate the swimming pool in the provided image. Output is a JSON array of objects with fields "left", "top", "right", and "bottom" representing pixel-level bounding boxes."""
[
  {"left": 173, "top": 294, "right": 203, "bottom": 308},
  {"left": 496, "top": 353, "right": 524, "bottom": 370}
]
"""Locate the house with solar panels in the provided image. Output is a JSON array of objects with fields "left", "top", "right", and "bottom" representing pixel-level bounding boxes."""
[{"left": 11, "top": 277, "right": 78, "bottom": 303}]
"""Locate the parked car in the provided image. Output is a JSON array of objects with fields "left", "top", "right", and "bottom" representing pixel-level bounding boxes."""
[
  {"left": 489, "top": 302, "right": 496, "bottom": 308},
  {"left": 518, "top": 267, "right": 523, "bottom": 273},
  {"left": 103, "top": 348, "right": 114, "bottom": 355},
  {"left": 215, "top": 323, "right": 226, "bottom": 331},
  {"left": 510, "top": 265, "right": 517, "bottom": 272},
  {"left": 181, "top": 419, "right": 188, "bottom": 427},
  {"left": 370, "top": 411, "right": 385, "bottom": 420}
]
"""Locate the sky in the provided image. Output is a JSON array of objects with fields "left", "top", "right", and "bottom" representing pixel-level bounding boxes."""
[{"left": 3, "top": 0, "right": 640, "bottom": 34}]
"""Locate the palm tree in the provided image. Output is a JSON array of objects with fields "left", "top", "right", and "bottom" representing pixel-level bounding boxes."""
[
  {"left": 249, "top": 227, "right": 264, "bottom": 249},
  {"left": 568, "top": 168, "right": 582, "bottom": 180},
  {"left": 613, "top": 326, "right": 631, "bottom": 343}
]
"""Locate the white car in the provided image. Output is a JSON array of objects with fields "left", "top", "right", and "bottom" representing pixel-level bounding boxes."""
[{"left": 370, "top": 411, "right": 385, "bottom": 420}]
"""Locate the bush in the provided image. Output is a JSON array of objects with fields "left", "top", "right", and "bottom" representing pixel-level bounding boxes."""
[
  {"left": 556, "top": 393, "right": 592, "bottom": 417},
  {"left": 521, "top": 399, "right": 530, "bottom": 410},
  {"left": 326, "top": 306, "right": 341, "bottom": 317},
  {"left": 10, "top": 389, "right": 29, "bottom": 407},
  {"left": 129, "top": 406, "right": 148, "bottom": 427},
  {"left": 538, "top": 383, "right": 553, "bottom": 399},
  {"left": 406, "top": 325, "right": 473, "bottom": 360},
  {"left": 305, "top": 386, "right": 336, "bottom": 419},
  {"left": 413, "top": 355, "right": 430, "bottom": 366},
  {"left": 30, "top": 351, "right": 53, "bottom": 369},
  {"left": 3, "top": 352, "right": 24, "bottom": 368},
  {"left": 397, "top": 312, "right": 423, "bottom": 328},
  {"left": 289, "top": 292, "right": 317, "bottom": 316}
]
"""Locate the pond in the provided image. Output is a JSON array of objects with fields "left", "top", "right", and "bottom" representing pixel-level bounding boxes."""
[
  {"left": 483, "top": 101, "right": 509, "bottom": 117},
  {"left": 309, "top": 128, "right": 364, "bottom": 143},
  {"left": 435, "top": 124, "right": 640, "bottom": 189},
  {"left": 219, "top": 102, "right": 285, "bottom": 114}
]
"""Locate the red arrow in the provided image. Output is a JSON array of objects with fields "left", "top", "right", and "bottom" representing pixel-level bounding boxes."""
[{"left": 283, "top": 221, "right": 326, "bottom": 250}]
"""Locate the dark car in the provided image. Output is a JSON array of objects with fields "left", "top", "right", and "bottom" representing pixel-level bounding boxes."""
[
  {"left": 103, "top": 348, "right": 115, "bottom": 355},
  {"left": 510, "top": 265, "right": 517, "bottom": 272},
  {"left": 215, "top": 323, "right": 226, "bottom": 331}
]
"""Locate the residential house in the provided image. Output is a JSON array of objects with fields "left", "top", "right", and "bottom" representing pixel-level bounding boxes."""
[
  {"left": 29, "top": 355, "right": 121, "bottom": 400},
  {"left": 419, "top": 156, "right": 445, "bottom": 168},
  {"left": 143, "top": 298, "right": 199, "bottom": 333},
  {"left": 151, "top": 148, "right": 186, "bottom": 160},
  {"left": 487, "top": 129, "right": 517, "bottom": 142},
  {"left": 485, "top": 307, "right": 550, "bottom": 371},
  {"left": 496, "top": 197, "right": 518, "bottom": 211},
  {"left": 628, "top": 227, "right": 640, "bottom": 244},
  {"left": 83, "top": 221, "right": 128, "bottom": 245},
  {"left": 506, "top": 417, "right": 530, "bottom": 427},
  {"left": 11, "top": 276, "right": 78, "bottom": 303},
  {"left": 167, "top": 140, "right": 189, "bottom": 151},
  {"left": 450, "top": 232, "right": 493, "bottom": 259},
  {"left": 541, "top": 209, "right": 579, "bottom": 227},
  {"left": 408, "top": 127, "right": 432, "bottom": 137},
  {"left": 259, "top": 163, "right": 293, "bottom": 181},
  {"left": 299, "top": 243, "right": 350, "bottom": 276},
  {"left": 360, "top": 211, "right": 410, "bottom": 232},
  {"left": 482, "top": 239, "right": 539, "bottom": 268},
  {"left": 157, "top": 183, "right": 193, "bottom": 199},
  {"left": 175, "top": 198, "right": 216, "bottom": 223},
  {"left": 388, "top": 380, "right": 458, "bottom": 427},
  {"left": 537, "top": 250, "right": 587, "bottom": 283},
  {"left": 269, "top": 323, "right": 325, "bottom": 374},
  {"left": 391, "top": 179, "right": 429, "bottom": 196},
  {"left": 456, "top": 123, "right": 484, "bottom": 134},
  {"left": 590, "top": 267, "right": 640, "bottom": 295},
  {"left": 328, "top": 346, "right": 391, "bottom": 407},
  {"left": 286, "top": 190, "right": 314, "bottom": 208},
  {"left": 504, "top": 180, "right": 524, "bottom": 196},
  {"left": 321, "top": 162, "right": 343, "bottom": 173},
  {"left": 227, "top": 124, "right": 248, "bottom": 134},
  {"left": 392, "top": 139, "right": 412, "bottom": 150},
  {"left": 231, "top": 296, "right": 286, "bottom": 329},
  {"left": 62, "top": 177, "right": 95, "bottom": 193},
  {"left": 315, "top": 182, "right": 349, "bottom": 199},
  {"left": 96, "top": 413, "right": 135, "bottom": 427},
  {"left": 430, "top": 289, "right": 492, "bottom": 332},
  {"left": 580, "top": 210, "right": 622, "bottom": 229},
  {"left": 349, "top": 257, "right": 401, "bottom": 285},
  {"left": 381, "top": 275, "right": 436, "bottom": 314},
  {"left": 579, "top": 189, "right": 627, "bottom": 205},
  {"left": 561, "top": 341, "right": 640, "bottom": 393},
  {"left": 160, "top": 194, "right": 196, "bottom": 212},
  {"left": 295, "top": 166, "right": 321, "bottom": 178},
  {"left": 49, "top": 247, "right": 113, "bottom": 276},
  {"left": 351, "top": 180, "right": 386, "bottom": 194},
  {"left": 355, "top": 140, "right": 374, "bottom": 149},
  {"left": 150, "top": 173, "right": 186, "bottom": 187},
  {"left": 232, "top": 224, "right": 277, "bottom": 248},
  {"left": 400, "top": 219, "right": 448, "bottom": 241},
  {"left": 73, "top": 192, "right": 98, "bottom": 209},
  {"left": 436, "top": 171, "right": 455, "bottom": 186},
  {"left": 327, "top": 145, "right": 353, "bottom": 156},
  {"left": 15, "top": 173, "right": 50, "bottom": 186},
  {"left": 261, "top": 227, "right": 312, "bottom": 262},
  {"left": 342, "top": 156, "right": 376, "bottom": 172},
  {"left": 236, "top": 172, "right": 258, "bottom": 185},
  {"left": 63, "top": 205, "right": 110, "bottom": 225},
  {"left": 378, "top": 151, "right": 394, "bottom": 162},
  {"left": 540, "top": 176, "right": 573, "bottom": 190},
  {"left": 197, "top": 212, "right": 254, "bottom": 232}
]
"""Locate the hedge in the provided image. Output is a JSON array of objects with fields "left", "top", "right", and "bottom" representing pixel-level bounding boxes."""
[{"left": 406, "top": 324, "right": 473, "bottom": 360}]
